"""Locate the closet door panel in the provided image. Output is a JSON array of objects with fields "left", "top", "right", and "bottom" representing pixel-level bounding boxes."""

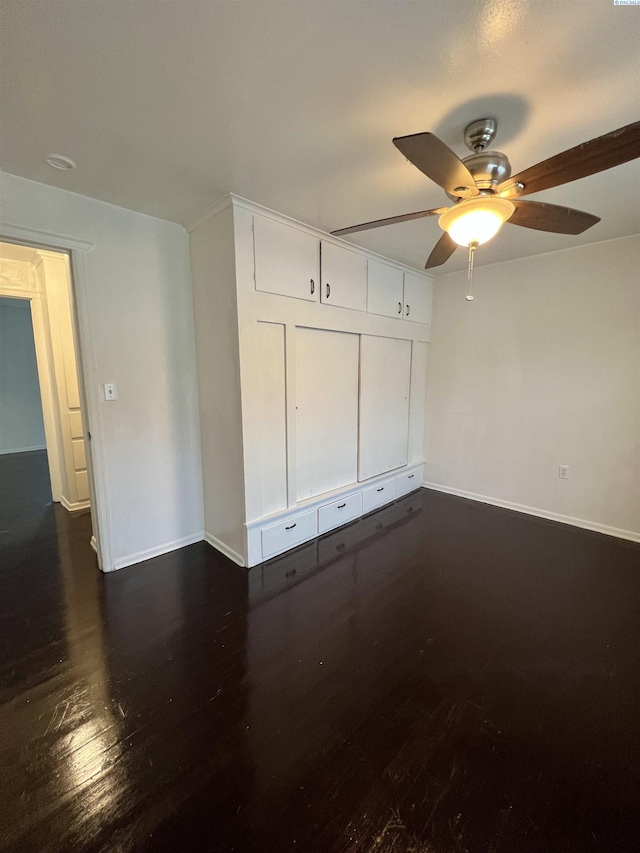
[
  {"left": 358, "top": 335, "right": 411, "bottom": 481},
  {"left": 255, "top": 322, "right": 288, "bottom": 516},
  {"left": 295, "top": 327, "right": 359, "bottom": 501},
  {"left": 408, "top": 341, "right": 428, "bottom": 465}
]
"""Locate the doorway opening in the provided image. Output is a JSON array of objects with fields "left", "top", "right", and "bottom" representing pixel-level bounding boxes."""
[{"left": 0, "top": 241, "right": 96, "bottom": 564}]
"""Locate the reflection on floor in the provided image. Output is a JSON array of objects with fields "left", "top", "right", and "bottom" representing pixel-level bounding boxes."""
[{"left": 1, "top": 472, "right": 639, "bottom": 851}]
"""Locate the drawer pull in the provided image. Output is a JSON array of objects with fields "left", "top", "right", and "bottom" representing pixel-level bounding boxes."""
[
  {"left": 337, "top": 503, "right": 346, "bottom": 509},
  {"left": 408, "top": 474, "right": 414, "bottom": 479},
  {"left": 285, "top": 523, "right": 297, "bottom": 531},
  {"left": 310, "top": 279, "right": 315, "bottom": 294},
  {"left": 285, "top": 569, "right": 297, "bottom": 578},
  {"left": 376, "top": 487, "right": 384, "bottom": 492}
]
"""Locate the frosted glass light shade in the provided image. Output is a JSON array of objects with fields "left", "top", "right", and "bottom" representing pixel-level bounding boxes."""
[{"left": 439, "top": 196, "right": 515, "bottom": 247}]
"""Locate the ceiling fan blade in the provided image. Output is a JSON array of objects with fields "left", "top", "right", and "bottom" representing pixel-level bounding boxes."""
[
  {"left": 508, "top": 200, "right": 600, "bottom": 234},
  {"left": 393, "top": 132, "right": 479, "bottom": 197},
  {"left": 331, "top": 207, "right": 447, "bottom": 237},
  {"left": 498, "top": 120, "right": 640, "bottom": 197},
  {"left": 425, "top": 232, "right": 458, "bottom": 269}
]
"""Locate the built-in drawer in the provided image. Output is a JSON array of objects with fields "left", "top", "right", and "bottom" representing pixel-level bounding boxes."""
[
  {"left": 261, "top": 510, "right": 318, "bottom": 560},
  {"left": 396, "top": 468, "right": 421, "bottom": 498},
  {"left": 318, "top": 492, "right": 363, "bottom": 535},
  {"left": 362, "top": 478, "right": 397, "bottom": 514}
]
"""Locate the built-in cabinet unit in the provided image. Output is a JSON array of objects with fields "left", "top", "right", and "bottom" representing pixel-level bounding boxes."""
[{"left": 189, "top": 195, "right": 433, "bottom": 567}]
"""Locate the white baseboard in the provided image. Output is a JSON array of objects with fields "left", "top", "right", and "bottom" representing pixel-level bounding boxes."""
[
  {"left": 90, "top": 535, "right": 97, "bottom": 553},
  {"left": 422, "top": 481, "right": 640, "bottom": 544},
  {"left": 204, "top": 531, "right": 245, "bottom": 567},
  {"left": 60, "top": 495, "right": 91, "bottom": 513},
  {"left": 0, "top": 445, "right": 47, "bottom": 455},
  {"left": 112, "top": 531, "right": 204, "bottom": 571}
]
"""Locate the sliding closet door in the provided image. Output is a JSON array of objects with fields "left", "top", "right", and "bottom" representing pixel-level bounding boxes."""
[
  {"left": 358, "top": 335, "right": 411, "bottom": 481},
  {"left": 295, "top": 327, "right": 359, "bottom": 501}
]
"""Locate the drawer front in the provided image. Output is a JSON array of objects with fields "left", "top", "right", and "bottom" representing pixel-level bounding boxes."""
[
  {"left": 362, "top": 479, "right": 397, "bottom": 514},
  {"left": 396, "top": 469, "right": 421, "bottom": 497},
  {"left": 261, "top": 510, "right": 318, "bottom": 560},
  {"left": 318, "top": 492, "right": 363, "bottom": 535}
]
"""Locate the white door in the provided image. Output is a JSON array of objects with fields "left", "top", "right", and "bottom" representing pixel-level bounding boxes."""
[
  {"left": 403, "top": 272, "right": 432, "bottom": 324},
  {"left": 366, "top": 258, "right": 404, "bottom": 319},
  {"left": 358, "top": 335, "right": 411, "bottom": 481},
  {"left": 295, "top": 327, "right": 359, "bottom": 501},
  {"left": 320, "top": 242, "right": 367, "bottom": 311},
  {"left": 253, "top": 215, "right": 320, "bottom": 302}
]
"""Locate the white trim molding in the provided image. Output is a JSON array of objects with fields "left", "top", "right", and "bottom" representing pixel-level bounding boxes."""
[
  {"left": 203, "top": 532, "right": 246, "bottom": 567},
  {"left": 422, "top": 481, "right": 640, "bottom": 544},
  {"left": 60, "top": 495, "right": 91, "bottom": 513},
  {"left": 112, "top": 532, "right": 204, "bottom": 571}
]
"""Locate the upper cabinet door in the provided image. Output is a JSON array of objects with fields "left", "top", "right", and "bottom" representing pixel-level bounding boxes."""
[
  {"left": 366, "top": 258, "right": 404, "bottom": 319},
  {"left": 320, "top": 242, "right": 367, "bottom": 311},
  {"left": 403, "top": 272, "right": 432, "bottom": 325},
  {"left": 253, "top": 215, "right": 320, "bottom": 302}
]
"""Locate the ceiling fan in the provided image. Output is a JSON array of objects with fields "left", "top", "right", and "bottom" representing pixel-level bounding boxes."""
[{"left": 331, "top": 118, "right": 640, "bottom": 271}]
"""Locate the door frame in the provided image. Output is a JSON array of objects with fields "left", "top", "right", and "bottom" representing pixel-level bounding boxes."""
[{"left": 0, "top": 223, "right": 111, "bottom": 571}]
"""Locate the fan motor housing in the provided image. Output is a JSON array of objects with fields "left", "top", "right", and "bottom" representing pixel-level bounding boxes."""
[{"left": 446, "top": 150, "right": 512, "bottom": 200}]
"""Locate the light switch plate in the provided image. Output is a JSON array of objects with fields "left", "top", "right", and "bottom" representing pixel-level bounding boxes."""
[{"left": 104, "top": 383, "right": 118, "bottom": 401}]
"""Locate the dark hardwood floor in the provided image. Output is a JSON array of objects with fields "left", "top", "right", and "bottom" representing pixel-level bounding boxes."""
[{"left": 1, "top": 451, "right": 639, "bottom": 852}]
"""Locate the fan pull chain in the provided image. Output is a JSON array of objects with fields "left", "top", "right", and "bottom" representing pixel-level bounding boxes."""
[{"left": 466, "top": 240, "right": 478, "bottom": 301}]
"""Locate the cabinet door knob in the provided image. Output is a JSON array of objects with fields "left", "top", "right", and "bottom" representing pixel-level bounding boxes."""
[
  {"left": 406, "top": 304, "right": 410, "bottom": 316},
  {"left": 326, "top": 282, "right": 331, "bottom": 299},
  {"left": 310, "top": 279, "right": 315, "bottom": 294},
  {"left": 398, "top": 302, "right": 402, "bottom": 314},
  {"left": 285, "top": 523, "right": 297, "bottom": 531}
]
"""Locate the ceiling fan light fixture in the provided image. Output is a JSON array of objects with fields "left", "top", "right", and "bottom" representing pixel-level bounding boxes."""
[{"left": 439, "top": 196, "right": 515, "bottom": 247}]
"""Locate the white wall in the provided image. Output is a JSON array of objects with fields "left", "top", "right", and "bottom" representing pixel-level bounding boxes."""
[
  {"left": 0, "top": 296, "right": 46, "bottom": 454},
  {"left": 189, "top": 206, "right": 247, "bottom": 564},
  {"left": 0, "top": 171, "right": 204, "bottom": 569},
  {"left": 424, "top": 235, "right": 640, "bottom": 541}
]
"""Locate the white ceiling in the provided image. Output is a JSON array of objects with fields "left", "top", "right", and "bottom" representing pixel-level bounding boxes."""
[{"left": 1, "top": 0, "right": 639, "bottom": 274}]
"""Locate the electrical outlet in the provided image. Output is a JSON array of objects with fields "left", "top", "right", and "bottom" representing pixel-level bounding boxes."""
[{"left": 558, "top": 465, "right": 569, "bottom": 480}]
